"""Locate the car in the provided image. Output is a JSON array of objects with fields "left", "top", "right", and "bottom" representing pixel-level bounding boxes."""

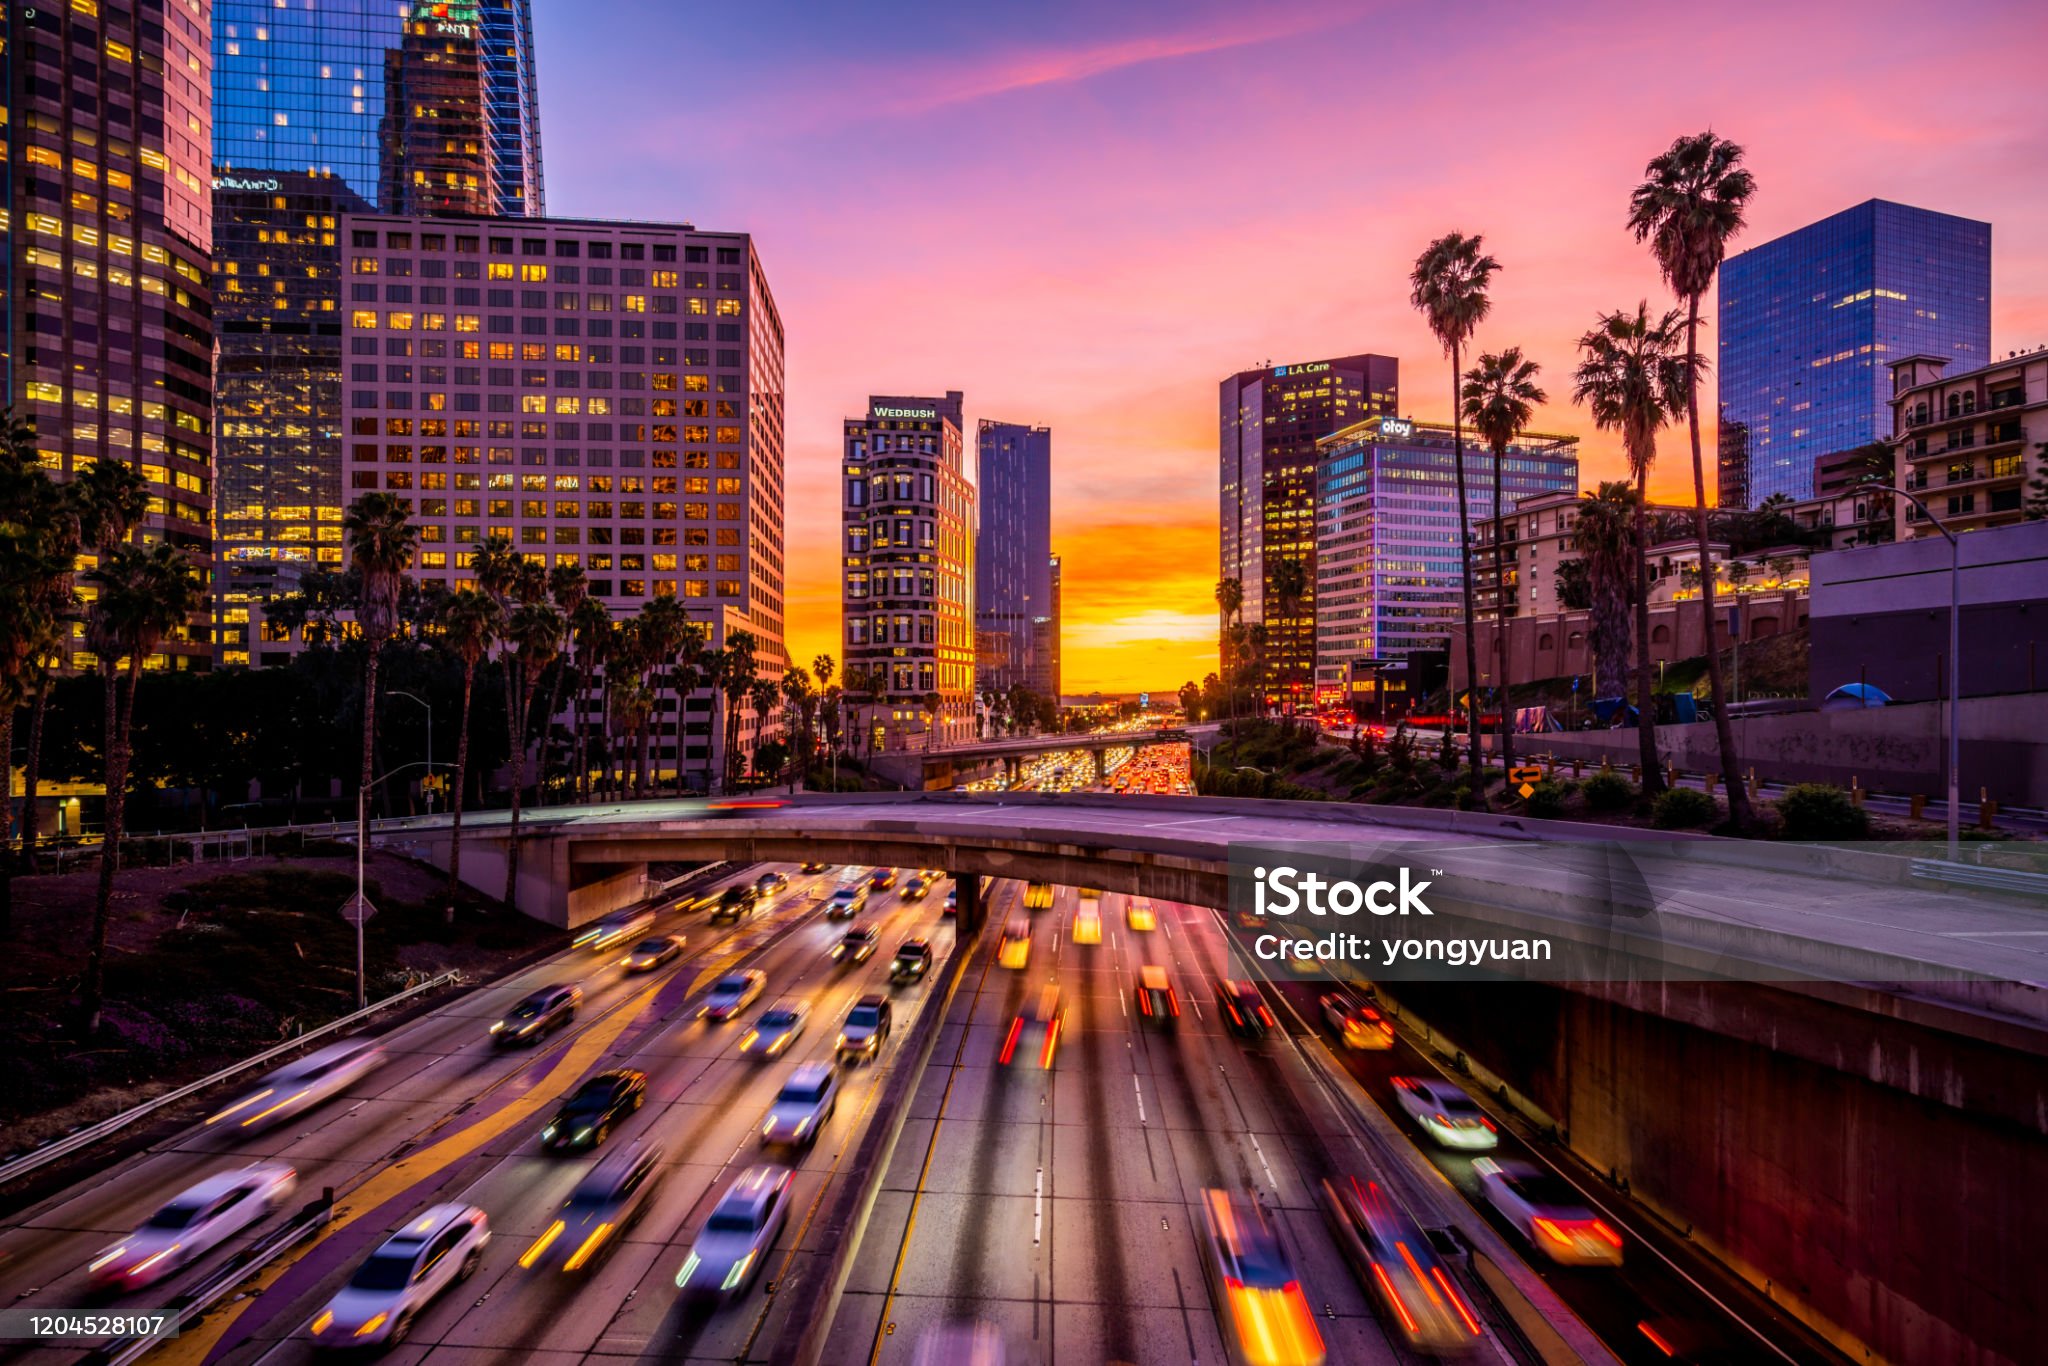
[
  {"left": 1320, "top": 1176, "right": 1483, "bottom": 1354},
  {"left": 1473, "top": 1158, "right": 1623, "bottom": 1266},
  {"left": 675, "top": 1165, "right": 793, "bottom": 1300},
  {"left": 1022, "top": 881, "right": 1054, "bottom": 910},
  {"left": 836, "top": 994, "right": 892, "bottom": 1063},
  {"left": 800, "top": 861, "right": 830, "bottom": 874},
  {"left": 869, "top": 867, "right": 898, "bottom": 890},
  {"left": 826, "top": 884, "right": 870, "bottom": 919},
  {"left": 943, "top": 887, "right": 958, "bottom": 916},
  {"left": 1390, "top": 1077, "right": 1498, "bottom": 1151},
  {"left": 309, "top": 1204, "right": 489, "bottom": 1348},
  {"left": 1135, "top": 964, "right": 1180, "bottom": 1026},
  {"left": 739, "top": 1000, "right": 811, "bottom": 1059},
  {"left": 620, "top": 935, "right": 684, "bottom": 972},
  {"left": 701, "top": 969, "right": 768, "bottom": 1021},
  {"left": 759, "top": 1061, "right": 839, "bottom": 1147},
  {"left": 1126, "top": 897, "right": 1157, "bottom": 932},
  {"left": 519, "top": 1141, "right": 665, "bottom": 1273},
  {"left": 999, "top": 985, "right": 1066, "bottom": 1069},
  {"left": 541, "top": 1069, "right": 646, "bottom": 1151},
  {"left": 996, "top": 916, "right": 1032, "bottom": 969},
  {"left": 832, "top": 925, "right": 880, "bottom": 965},
  {"left": 205, "top": 1037, "right": 387, "bottom": 1132},
  {"left": 1217, "top": 979, "right": 1276, "bottom": 1039},
  {"left": 889, "top": 938, "right": 934, "bottom": 984},
  {"left": 1196, "top": 1187, "right": 1326, "bottom": 1366},
  {"left": 901, "top": 874, "right": 930, "bottom": 900},
  {"left": 488, "top": 984, "right": 583, "bottom": 1046},
  {"left": 1073, "top": 906, "right": 1102, "bottom": 945},
  {"left": 711, "top": 884, "right": 762, "bottom": 923},
  {"left": 1320, "top": 993, "right": 1393, "bottom": 1050},
  {"left": 89, "top": 1163, "right": 298, "bottom": 1292},
  {"left": 755, "top": 869, "right": 790, "bottom": 894},
  {"left": 577, "top": 906, "right": 655, "bottom": 951}
]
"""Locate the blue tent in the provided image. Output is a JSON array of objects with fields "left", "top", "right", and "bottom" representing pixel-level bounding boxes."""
[{"left": 1822, "top": 682, "right": 1892, "bottom": 710}]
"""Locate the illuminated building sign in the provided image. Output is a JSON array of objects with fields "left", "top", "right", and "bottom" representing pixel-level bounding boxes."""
[
  {"left": 873, "top": 405, "right": 936, "bottom": 420},
  {"left": 213, "top": 176, "right": 282, "bottom": 192},
  {"left": 1273, "top": 361, "right": 1330, "bottom": 378},
  {"left": 1377, "top": 417, "right": 1415, "bottom": 440}
]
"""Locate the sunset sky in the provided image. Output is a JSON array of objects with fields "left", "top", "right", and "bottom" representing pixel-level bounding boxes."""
[{"left": 535, "top": 0, "right": 2048, "bottom": 694}]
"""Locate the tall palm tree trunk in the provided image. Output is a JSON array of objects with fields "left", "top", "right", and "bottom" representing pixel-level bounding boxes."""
[
  {"left": 573, "top": 662, "right": 590, "bottom": 804},
  {"left": 359, "top": 641, "right": 382, "bottom": 875},
  {"left": 1449, "top": 340, "right": 1486, "bottom": 799},
  {"left": 1684, "top": 300, "right": 1751, "bottom": 826},
  {"left": 20, "top": 688, "right": 49, "bottom": 874},
  {"left": 447, "top": 658, "right": 476, "bottom": 912},
  {"left": 539, "top": 660, "right": 567, "bottom": 806},
  {"left": 81, "top": 663, "right": 136, "bottom": 1034},
  {"left": 501, "top": 661, "right": 525, "bottom": 911},
  {"left": 1631, "top": 473, "right": 1665, "bottom": 793},
  {"left": 1491, "top": 441, "right": 1514, "bottom": 773}
]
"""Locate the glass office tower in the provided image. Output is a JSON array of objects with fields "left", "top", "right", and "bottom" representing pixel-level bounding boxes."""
[
  {"left": 974, "top": 421, "right": 1054, "bottom": 698},
  {"left": 1717, "top": 199, "right": 1990, "bottom": 508}
]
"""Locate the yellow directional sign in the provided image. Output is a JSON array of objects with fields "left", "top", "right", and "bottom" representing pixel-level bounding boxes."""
[
  {"left": 1517, "top": 782, "right": 1537, "bottom": 799},
  {"left": 1509, "top": 765, "right": 1543, "bottom": 784}
]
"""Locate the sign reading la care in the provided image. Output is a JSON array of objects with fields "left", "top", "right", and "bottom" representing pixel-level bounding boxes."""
[{"left": 873, "top": 405, "right": 936, "bottom": 419}]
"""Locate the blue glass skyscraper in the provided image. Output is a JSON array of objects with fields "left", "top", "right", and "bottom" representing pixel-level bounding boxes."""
[
  {"left": 974, "top": 421, "right": 1055, "bottom": 699},
  {"left": 1716, "top": 199, "right": 1989, "bottom": 507}
]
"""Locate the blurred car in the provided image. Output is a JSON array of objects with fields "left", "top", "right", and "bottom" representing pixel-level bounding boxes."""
[
  {"left": 1473, "top": 1158, "right": 1623, "bottom": 1266},
  {"left": 999, "top": 985, "right": 1067, "bottom": 1069},
  {"left": 869, "top": 867, "right": 899, "bottom": 891},
  {"left": 831, "top": 925, "right": 880, "bottom": 965},
  {"left": 519, "top": 1141, "right": 664, "bottom": 1273},
  {"left": 942, "top": 887, "right": 959, "bottom": 916},
  {"left": 1126, "top": 897, "right": 1157, "bottom": 932},
  {"left": 800, "top": 861, "right": 830, "bottom": 874},
  {"left": 541, "top": 1068, "right": 646, "bottom": 1152},
  {"left": 1135, "top": 964, "right": 1180, "bottom": 1026},
  {"left": 711, "top": 884, "right": 762, "bottom": 923},
  {"left": 1196, "top": 1187, "right": 1326, "bottom": 1366},
  {"left": 1319, "top": 993, "right": 1393, "bottom": 1050},
  {"left": 739, "top": 999, "right": 811, "bottom": 1059},
  {"left": 1217, "top": 979, "right": 1276, "bottom": 1039},
  {"left": 890, "top": 938, "right": 934, "bottom": 984},
  {"left": 577, "top": 907, "right": 655, "bottom": 952},
  {"left": 205, "top": 1037, "right": 387, "bottom": 1132},
  {"left": 1072, "top": 905, "right": 1103, "bottom": 945},
  {"left": 675, "top": 1165, "right": 793, "bottom": 1300},
  {"left": 1022, "top": 881, "right": 1054, "bottom": 910},
  {"left": 1320, "top": 1176, "right": 1483, "bottom": 1355},
  {"left": 620, "top": 935, "right": 684, "bottom": 972},
  {"left": 1391, "top": 1077, "right": 1498, "bottom": 1151},
  {"left": 489, "top": 984, "right": 583, "bottom": 1047},
  {"left": 309, "top": 1203, "right": 488, "bottom": 1349},
  {"left": 835, "top": 994, "right": 892, "bottom": 1063},
  {"left": 755, "top": 870, "right": 790, "bottom": 894},
  {"left": 901, "top": 874, "right": 931, "bottom": 900},
  {"left": 997, "top": 916, "right": 1033, "bottom": 970},
  {"left": 89, "top": 1163, "right": 297, "bottom": 1292},
  {"left": 913, "top": 1321, "right": 1007, "bottom": 1366},
  {"left": 759, "top": 1061, "right": 839, "bottom": 1148},
  {"left": 701, "top": 969, "right": 768, "bottom": 1021},
  {"left": 826, "top": 884, "right": 870, "bottom": 919}
]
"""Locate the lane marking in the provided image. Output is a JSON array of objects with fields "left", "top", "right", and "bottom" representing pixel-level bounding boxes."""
[
  {"left": 1133, "top": 1075, "right": 1147, "bottom": 1125},
  {"left": 1248, "top": 1132, "right": 1279, "bottom": 1191},
  {"left": 1032, "top": 1167, "right": 1044, "bottom": 1246}
]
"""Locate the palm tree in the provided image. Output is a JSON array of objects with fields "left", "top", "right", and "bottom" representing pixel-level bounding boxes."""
[
  {"left": 813, "top": 653, "right": 839, "bottom": 788},
  {"left": 437, "top": 589, "right": 499, "bottom": 912},
  {"left": 1573, "top": 303, "right": 1689, "bottom": 791},
  {"left": 537, "top": 563, "right": 587, "bottom": 799},
  {"left": 1462, "top": 348, "right": 1548, "bottom": 772},
  {"left": 500, "top": 597, "right": 563, "bottom": 908},
  {"left": 1268, "top": 557, "right": 1310, "bottom": 716},
  {"left": 780, "top": 665, "right": 815, "bottom": 791},
  {"left": 921, "top": 690, "right": 943, "bottom": 753},
  {"left": 1573, "top": 482, "right": 1639, "bottom": 714},
  {"left": 670, "top": 620, "right": 709, "bottom": 797},
  {"left": 748, "top": 676, "right": 781, "bottom": 784},
  {"left": 1411, "top": 231, "right": 1499, "bottom": 793},
  {"left": 1629, "top": 129, "right": 1759, "bottom": 827},
  {"left": 1214, "top": 576, "right": 1243, "bottom": 721},
  {"left": 719, "top": 630, "right": 758, "bottom": 792},
  {"left": 606, "top": 615, "right": 648, "bottom": 800},
  {"left": 343, "top": 492, "right": 418, "bottom": 843},
  {"left": 568, "top": 595, "right": 611, "bottom": 801},
  {"left": 79, "top": 543, "right": 204, "bottom": 1033}
]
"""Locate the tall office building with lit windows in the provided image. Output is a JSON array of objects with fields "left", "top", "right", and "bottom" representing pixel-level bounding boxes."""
[
  {"left": 841, "top": 393, "right": 978, "bottom": 753},
  {"left": 210, "top": 0, "right": 545, "bottom": 664},
  {"left": 1717, "top": 200, "right": 1989, "bottom": 508},
  {"left": 973, "top": 420, "right": 1053, "bottom": 698},
  {"left": 3, "top": 0, "right": 217, "bottom": 671},
  {"left": 1219, "top": 354, "right": 1398, "bottom": 703}
]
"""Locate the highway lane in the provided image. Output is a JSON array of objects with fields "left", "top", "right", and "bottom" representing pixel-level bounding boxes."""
[{"left": 827, "top": 886, "right": 1459, "bottom": 1366}]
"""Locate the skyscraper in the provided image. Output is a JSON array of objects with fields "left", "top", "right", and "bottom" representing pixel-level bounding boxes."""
[
  {"left": 1219, "top": 354, "right": 1399, "bottom": 703},
  {"left": 480, "top": 0, "right": 544, "bottom": 217},
  {"left": 378, "top": 5, "right": 492, "bottom": 215},
  {"left": 1039, "top": 553, "right": 1062, "bottom": 702},
  {"left": 4, "top": 0, "right": 217, "bottom": 670},
  {"left": 841, "top": 393, "right": 977, "bottom": 753},
  {"left": 974, "top": 421, "right": 1053, "bottom": 698},
  {"left": 1717, "top": 199, "right": 1990, "bottom": 507}
]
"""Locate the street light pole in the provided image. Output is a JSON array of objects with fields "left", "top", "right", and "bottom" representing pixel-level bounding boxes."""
[
  {"left": 1878, "top": 486, "right": 1961, "bottom": 858},
  {"left": 385, "top": 690, "right": 432, "bottom": 813}
]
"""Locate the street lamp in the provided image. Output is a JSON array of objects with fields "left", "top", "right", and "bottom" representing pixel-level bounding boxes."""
[
  {"left": 350, "top": 758, "right": 447, "bottom": 1009},
  {"left": 1875, "top": 485, "right": 1962, "bottom": 858},
  {"left": 384, "top": 690, "right": 432, "bottom": 812}
]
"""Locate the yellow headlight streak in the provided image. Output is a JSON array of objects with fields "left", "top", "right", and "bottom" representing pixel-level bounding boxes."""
[
  {"left": 562, "top": 1222, "right": 613, "bottom": 1271},
  {"left": 519, "top": 1219, "right": 566, "bottom": 1268}
]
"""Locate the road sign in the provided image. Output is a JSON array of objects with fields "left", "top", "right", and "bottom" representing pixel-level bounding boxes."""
[
  {"left": 1509, "top": 765, "right": 1543, "bottom": 784},
  {"left": 340, "top": 893, "right": 378, "bottom": 926},
  {"left": 1518, "top": 782, "right": 1537, "bottom": 799}
]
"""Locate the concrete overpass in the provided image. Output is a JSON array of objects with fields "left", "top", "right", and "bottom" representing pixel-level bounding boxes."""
[
  {"left": 370, "top": 789, "right": 2047, "bottom": 1366},
  {"left": 864, "top": 723, "right": 1207, "bottom": 789}
]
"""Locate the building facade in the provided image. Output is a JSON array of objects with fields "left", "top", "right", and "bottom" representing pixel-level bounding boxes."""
[
  {"left": 1888, "top": 349, "right": 2048, "bottom": 540},
  {"left": 331, "top": 214, "right": 786, "bottom": 781},
  {"left": 1313, "top": 416, "right": 1576, "bottom": 696},
  {"left": 1717, "top": 199, "right": 1990, "bottom": 508},
  {"left": 973, "top": 420, "right": 1053, "bottom": 697},
  {"left": 1037, "top": 552, "right": 1062, "bottom": 701},
  {"left": 4, "top": 0, "right": 217, "bottom": 670},
  {"left": 1220, "top": 354, "right": 1398, "bottom": 701},
  {"left": 841, "top": 393, "right": 976, "bottom": 752},
  {"left": 378, "top": 3, "right": 492, "bottom": 215}
]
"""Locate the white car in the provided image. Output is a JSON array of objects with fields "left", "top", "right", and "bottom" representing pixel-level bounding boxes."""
[
  {"left": 759, "top": 1062, "right": 839, "bottom": 1147},
  {"left": 675, "top": 1165, "right": 793, "bottom": 1299},
  {"left": 310, "top": 1203, "right": 490, "bottom": 1348},
  {"left": 88, "top": 1163, "right": 297, "bottom": 1292},
  {"left": 204, "top": 1037, "right": 386, "bottom": 1133},
  {"left": 739, "top": 1000, "right": 811, "bottom": 1059},
  {"left": 1391, "top": 1076, "right": 1498, "bottom": 1150},
  {"left": 1473, "top": 1158, "right": 1624, "bottom": 1266},
  {"left": 700, "top": 969, "right": 767, "bottom": 1022}
]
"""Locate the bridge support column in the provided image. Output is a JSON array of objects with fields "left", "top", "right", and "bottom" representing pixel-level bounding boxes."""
[
  {"left": 1090, "top": 748, "right": 1106, "bottom": 784},
  {"left": 1004, "top": 756, "right": 1021, "bottom": 789},
  {"left": 953, "top": 871, "right": 984, "bottom": 936}
]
